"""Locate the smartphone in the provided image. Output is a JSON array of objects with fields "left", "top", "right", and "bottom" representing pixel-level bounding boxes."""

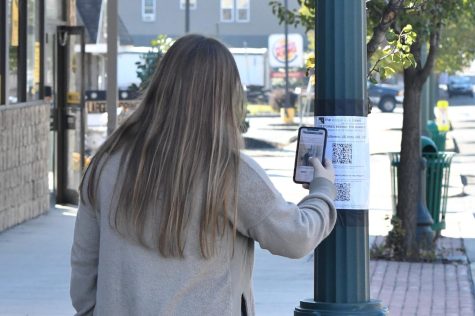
[{"left": 293, "top": 127, "right": 327, "bottom": 184}]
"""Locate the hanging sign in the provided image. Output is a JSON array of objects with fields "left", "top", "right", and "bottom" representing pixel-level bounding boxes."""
[{"left": 315, "top": 116, "right": 370, "bottom": 210}]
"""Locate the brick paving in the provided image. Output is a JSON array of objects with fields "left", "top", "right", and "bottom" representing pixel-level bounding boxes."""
[
  {"left": 369, "top": 236, "right": 475, "bottom": 316},
  {"left": 370, "top": 260, "right": 474, "bottom": 316}
]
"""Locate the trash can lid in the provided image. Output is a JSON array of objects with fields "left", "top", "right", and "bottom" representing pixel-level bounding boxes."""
[{"left": 421, "top": 136, "right": 438, "bottom": 153}]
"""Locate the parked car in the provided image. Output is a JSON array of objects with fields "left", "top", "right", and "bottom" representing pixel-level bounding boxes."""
[
  {"left": 368, "top": 82, "right": 404, "bottom": 112},
  {"left": 447, "top": 76, "right": 474, "bottom": 98}
]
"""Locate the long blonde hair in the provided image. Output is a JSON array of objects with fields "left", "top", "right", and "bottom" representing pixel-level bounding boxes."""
[{"left": 80, "top": 34, "right": 245, "bottom": 258}]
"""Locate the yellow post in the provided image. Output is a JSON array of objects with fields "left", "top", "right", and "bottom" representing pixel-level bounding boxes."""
[
  {"left": 280, "top": 107, "right": 295, "bottom": 124},
  {"left": 435, "top": 100, "right": 450, "bottom": 132}
]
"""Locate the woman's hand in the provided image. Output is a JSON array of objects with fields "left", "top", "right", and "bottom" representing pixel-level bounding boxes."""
[{"left": 302, "top": 157, "right": 335, "bottom": 189}]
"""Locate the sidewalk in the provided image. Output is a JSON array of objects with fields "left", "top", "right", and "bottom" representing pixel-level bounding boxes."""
[{"left": 0, "top": 108, "right": 474, "bottom": 315}]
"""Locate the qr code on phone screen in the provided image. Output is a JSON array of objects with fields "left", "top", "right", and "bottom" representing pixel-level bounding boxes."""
[
  {"left": 332, "top": 143, "right": 352, "bottom": 164},
  {"left": 335, "top": 183, "right": 351, "bottom": 201}
]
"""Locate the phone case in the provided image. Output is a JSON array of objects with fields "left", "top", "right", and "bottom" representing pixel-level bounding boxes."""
[{"left": 293, "top": 127, "right": 327, "bottom": 184}]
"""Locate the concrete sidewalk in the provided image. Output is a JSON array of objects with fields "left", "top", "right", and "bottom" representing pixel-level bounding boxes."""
[{"left": 0, "top": 107, "right": 474, "bottom": 315}]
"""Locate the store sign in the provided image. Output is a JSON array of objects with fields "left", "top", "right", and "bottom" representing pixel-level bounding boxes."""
[
  {"left": 268, "top": 33, "right": 304, "bottom": 68},
  {"left": 271, "top": 71, "right": 305, "bottom": 79}
]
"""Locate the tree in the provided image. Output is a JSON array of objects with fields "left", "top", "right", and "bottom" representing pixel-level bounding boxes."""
[
  {"left": 270, "top": 0, "right": 412, "bottom": 81},
  {"left": 271, "top": 0, "right": 475, "bottom": 259},
  {"left": 392, "top": 0, "right": 475, "bottom": 257},
  {"left": 129, "top": 35, "right": 174, "bottom": 91}
]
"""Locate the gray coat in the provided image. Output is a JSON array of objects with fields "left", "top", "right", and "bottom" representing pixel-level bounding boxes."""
[{"left": 70, "top": 152, "right": 337, "bottom": 316}]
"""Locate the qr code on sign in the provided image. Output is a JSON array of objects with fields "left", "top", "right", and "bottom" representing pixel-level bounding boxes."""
[
  {"left": 332, "top": 143, "right": 352, "bottom": 164},
  {"left": 335, "top": 183, "right": 351, "bottom": 201}
]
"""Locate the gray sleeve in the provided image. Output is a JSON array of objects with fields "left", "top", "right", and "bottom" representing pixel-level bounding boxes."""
[
  {"left": 70, "top": 173, "right": 99, "bottom": 315},
  {"left": 236, "top": 154, "right": 337, "bottom": 259}
]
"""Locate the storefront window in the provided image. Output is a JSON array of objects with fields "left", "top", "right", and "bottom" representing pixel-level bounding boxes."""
[
  {"left": 0, "top": 0, "right": 6, "bottom": 104},
  {"left": 27, "top": 0, "right": 41, "bottom": 101},
  {"left": 8, "top": 0, "right": 19, "bottom": 104}
]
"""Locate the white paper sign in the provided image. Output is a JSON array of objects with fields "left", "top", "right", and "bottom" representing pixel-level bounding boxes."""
[{"left": 315, "top": 116, "right": 370, "bottom": 210}]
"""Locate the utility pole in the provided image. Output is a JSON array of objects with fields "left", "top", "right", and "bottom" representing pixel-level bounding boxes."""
[
  {"left": 420, "top": 44, "right": 430, "bottom": 136},
  {"left": 185, "top": 0, "right": 190, "bottom": 33},
  {"left": 284, "top": 0, "right": 290, "bottom": 109},
  {"left": 294, "top": 1, "right": 388, "bottom": 315},
  {"left": 106, "top": 0, "right": 118, "bottom": 136}
]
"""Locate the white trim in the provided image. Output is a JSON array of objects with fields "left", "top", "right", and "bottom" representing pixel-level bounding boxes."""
[
  {"left": 141, "top": 0, "right": 156, "bottom": 22},
  {"left": 229, "top": 47, "right": 266, "bottom": 54},
  {"left": 85, "top": 44, "right": 155, "bottom": 54}
]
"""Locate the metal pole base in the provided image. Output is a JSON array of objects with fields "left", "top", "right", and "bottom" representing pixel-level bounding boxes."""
[{"left": 294, "top": 299, "right": 389, "bottom": 316}]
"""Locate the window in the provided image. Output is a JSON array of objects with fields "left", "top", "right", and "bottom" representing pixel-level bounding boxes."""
[
  {"left": 142, "top": 0, "right": 156, "bottom": 22},
  {"left": 180, "top": 0, "right": 197, "bottom": 10},
  {"left": 220, "top": 0, "right": 249, "bottom": 23},
  {"left": 220, "top": 0, "right": 233, "bottom": 22},
  {"left": 236, "top": 0, "right": 249, "bottom": 22}
]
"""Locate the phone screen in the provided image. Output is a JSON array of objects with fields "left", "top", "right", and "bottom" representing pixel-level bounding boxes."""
[{"left": 293, "top": 127, "right": 327, "bottom": 184}]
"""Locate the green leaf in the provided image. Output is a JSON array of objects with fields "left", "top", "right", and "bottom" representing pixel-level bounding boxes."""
[
  {"left": 386, "top": 30, "right": 399, "bottom": 42},
  {"left": 384, "top": 66, "right": 396, "bottom": 77},
  {"left": 402, "top": 24, "right": 413, "bottom": 33}
]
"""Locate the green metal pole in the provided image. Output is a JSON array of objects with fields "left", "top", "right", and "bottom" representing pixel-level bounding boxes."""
[
  {"left": 429, "top": 73, "right": 437, "bottom": 121},
  {"left": 294, "top": 1, "right": 388, "bottom": 315},
  {"left": 421, "top": 44, "right": 430, "bottom": 136}
]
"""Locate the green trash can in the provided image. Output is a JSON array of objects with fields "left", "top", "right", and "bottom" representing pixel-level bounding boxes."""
[
  {"left": 427, "top": 120, "right": 447, "bottom": 151},
  {"left": 389, "top": 151, "right": 455, "bottom": 234}
]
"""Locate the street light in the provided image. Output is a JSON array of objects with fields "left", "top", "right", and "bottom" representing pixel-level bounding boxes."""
[{"left": 294, "top": 1, "right": 388, "bottom": 314}]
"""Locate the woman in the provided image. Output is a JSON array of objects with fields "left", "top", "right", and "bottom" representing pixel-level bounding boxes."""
[{"left": 71, "top": 34, "right": 336, "bottom": 316}]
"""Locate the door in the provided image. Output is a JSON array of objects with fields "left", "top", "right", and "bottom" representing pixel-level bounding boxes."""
[{"left": 56, "top": 26, "right": 85, "bottom": 204}]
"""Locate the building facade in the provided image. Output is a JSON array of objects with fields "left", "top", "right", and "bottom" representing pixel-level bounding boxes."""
[
  {"left": 118, "top": 0, "right": 306, "bottom": 48},
  {"left": 0, "top": 0, "right": 83, "bottom": 231}
]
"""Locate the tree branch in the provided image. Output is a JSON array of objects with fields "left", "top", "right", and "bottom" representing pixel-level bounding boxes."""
[
  {"left": 419, "top": 27, "right": 440, "bottom": 81},
  {"left": 402, "top": 0, "right": 427, "bottom": 11},
  {"left": 367, "top": 28, "right": 405, "bottom": 79},
  {"left": 367, "top": 0, "right": 406, "bottom": 59}
]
